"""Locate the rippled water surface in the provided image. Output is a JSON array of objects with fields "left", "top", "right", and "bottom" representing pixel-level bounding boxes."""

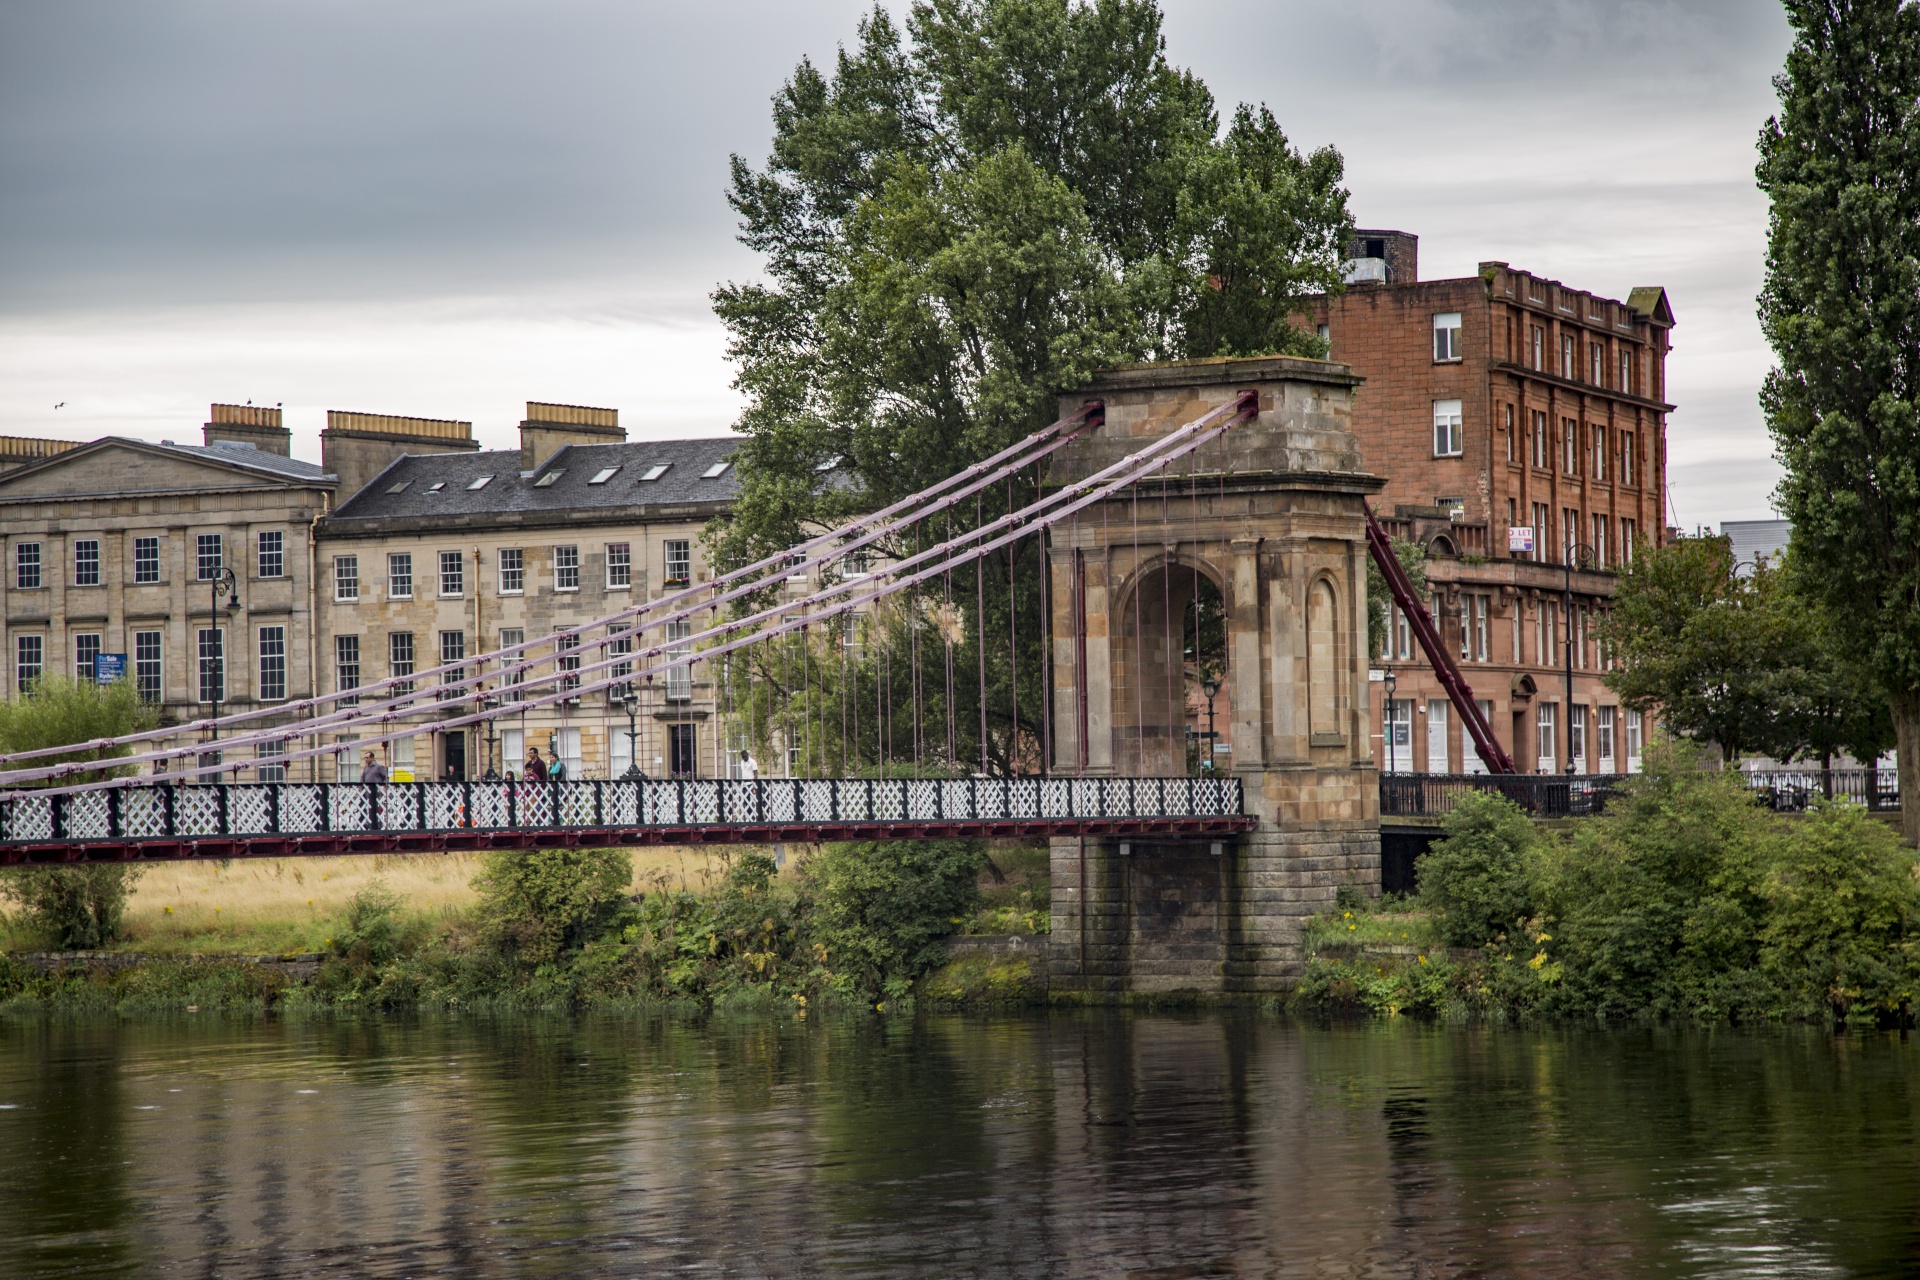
[{"left": 2, "top": 1013, "right": 1918, "bottom": 1278}]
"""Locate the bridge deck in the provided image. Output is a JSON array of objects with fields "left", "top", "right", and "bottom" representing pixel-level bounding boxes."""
[{"left": 0, "top": 775, "right": 1250, "bottom": 865}]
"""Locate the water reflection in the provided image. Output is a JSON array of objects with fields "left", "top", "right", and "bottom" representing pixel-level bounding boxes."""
[{"left": 0, "top": 1014, "right": 1915, "bottom": 1278}]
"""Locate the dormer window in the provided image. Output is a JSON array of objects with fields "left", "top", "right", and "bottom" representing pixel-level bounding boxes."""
[
  {"left": 641, "top": 464, "right": 670, "bottom": 480},
  {"left": 467, "top": 475, "right": 493, "bottom": 490},
  {"left": 535, "top": 470, "right": 564, "bottom": 488},
  {"left": 701, "top": 462, "right": 731, "bottom": 479},
  {"left": 387, "top": 480, "right": 412, "bottom": 494},
  {"left": 815, "top": 456, "right": 841, "bottom": 472},
  {"left": 589, "top": 466, "right": 620, "bottom": 484}
]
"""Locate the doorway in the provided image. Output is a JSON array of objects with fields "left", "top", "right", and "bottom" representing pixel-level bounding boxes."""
[
  {"left": 669, "top": 724, "right": 697, "bottom": 778},
  {"left": 441, "top": 730, "right": 467, "bottom": 782}
]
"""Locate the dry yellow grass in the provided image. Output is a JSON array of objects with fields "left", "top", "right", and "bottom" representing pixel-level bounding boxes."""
[{"left": 101, "top": 845, "right": 762, "bottom": 956}]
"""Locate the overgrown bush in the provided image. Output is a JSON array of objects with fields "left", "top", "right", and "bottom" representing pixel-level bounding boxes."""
[
  {"left": 1415, "top": 791, "right": 1540, "bottom": 947},
  {"left": 472, "top": 847, "right": 633, "bottom": 966},
  {"left": 1311, "top": 744, "right": 1920, "bottom": 1026},
  {"left": 0, "top": 866, "right": 142, "bottom": 949},
  {"left": 805, "top": 838, "right": 984, "bottom": 998},
  {"left": 332, "top": 880, "right": 403, "bottom": 966},
  {"left": 0, "top": 676, "right": 156, "bottom": 949}
]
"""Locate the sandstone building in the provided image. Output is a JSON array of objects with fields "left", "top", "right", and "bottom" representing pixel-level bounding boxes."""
[
  {"left": 0, "top": 405, "right": 338, "bottom": 774},
  {"left": 1306, "top": 231, "right": 1674, "bottom": 775},
  {"left": 314, "top": 405, "right": 745, "bottom": 782}
]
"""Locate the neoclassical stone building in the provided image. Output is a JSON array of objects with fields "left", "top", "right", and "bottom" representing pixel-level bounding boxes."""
[
  {"left": 314, "top": 410, "right": 746, "bottom": 782},
  {"left": 0, "top": 410, "right": 338, "bottom": 774}
]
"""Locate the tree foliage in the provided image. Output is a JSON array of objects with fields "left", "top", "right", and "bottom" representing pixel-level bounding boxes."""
[
  {"left": 1598, "top": 536, "right": 1890, "bottom": 764},
  {"left": 804, "top": 837, "right": 985, "bottom": 999},
  {"left": 712, "top": 1, "right": 1350, "bottom": 776},
  {"left": 1757, "top": 0, "right": 1920, "bottom": 837},
  {"left": 0, "top": 677, "right": 156, "bottom": 949},
  {"left": 473, "top": 847, "right": 633, "bottom": 967}
]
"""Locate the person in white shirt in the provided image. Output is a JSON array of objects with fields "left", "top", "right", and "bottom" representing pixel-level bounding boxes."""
[{"left": 738, "top": 749, "right": 759, "bottom": 781}]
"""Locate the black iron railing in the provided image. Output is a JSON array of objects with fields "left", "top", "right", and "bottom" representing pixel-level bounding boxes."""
[
  {"left": 0, "top": 775, "right": 1244, "bottom": 847},
  {"left": 1380, "top": 773, "right": 1628, "bottom": 820},
  {"left": 1739, "top": 768, "right": 1900, "bottom": 812},
  {"left": 1384, "top": 767, "right": 1904, "bottom": 822}
]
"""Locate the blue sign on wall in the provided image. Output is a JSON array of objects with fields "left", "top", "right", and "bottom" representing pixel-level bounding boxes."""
[{"left": 94, "top": 653, "right": 128, "bottom": 684}]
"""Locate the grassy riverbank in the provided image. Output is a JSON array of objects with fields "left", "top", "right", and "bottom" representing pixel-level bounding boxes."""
[{"left": 0, "top": 840, "right": 1050, "bottom": 1015}]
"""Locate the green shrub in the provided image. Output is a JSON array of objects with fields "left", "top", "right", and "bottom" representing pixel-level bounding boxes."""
[
  {"left": 1536, "top": 746, "right": 1773, "bottom": 1018},
  {"left": 332, "top": 880, "right": 403, "bottom": 966},
  {"left": 0, "top": 676, "right": 156, "bottom": 950},
  {"left": 1416, "top": 791, "right": 1539, "bottom": 947},
  {"left": 1757, "top": 801, "right": 1920, "bottom": 1023},
  {"left": 472, "top": 847, "right": 633, "bottom": 965},
  {"left": 805, "top": 838, "right": 984, "bottom": 998},
  {"left": 0, "top": 866, "right": 143, "bottom": 949}
]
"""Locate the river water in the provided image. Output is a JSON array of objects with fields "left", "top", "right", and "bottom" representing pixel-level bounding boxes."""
[{"left": 1, "top": 1013, "right": 1916, "bottom": 1279}]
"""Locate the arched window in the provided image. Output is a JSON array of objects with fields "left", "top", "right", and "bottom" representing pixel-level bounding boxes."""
[{"left": 1308, "top": 577, "right": 1343, "bottom": 742}]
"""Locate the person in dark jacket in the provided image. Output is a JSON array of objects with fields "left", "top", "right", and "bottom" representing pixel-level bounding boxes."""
[
  {"left": 524, "top": 747, "right": 548, "bottom": 782},
  {"left": 360, "top": 751, "right": 388, "bottom": 786}
]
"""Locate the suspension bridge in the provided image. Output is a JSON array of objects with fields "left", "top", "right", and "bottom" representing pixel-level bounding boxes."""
[{"left": 0, "top": 359, "right": 1515, "bottom": 990}]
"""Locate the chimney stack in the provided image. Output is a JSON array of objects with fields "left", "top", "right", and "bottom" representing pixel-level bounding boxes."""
[
  {"left": 520, "top": 402, "right": 623, "bottom": 470},
  {"left": 205, "top": 403, "right": 291, "bottom": 456},
  {"left": 321, "top": 410, "right": 479, "bottom": 500}
]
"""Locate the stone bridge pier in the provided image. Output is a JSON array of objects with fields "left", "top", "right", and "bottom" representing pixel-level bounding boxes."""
[{"left": 1046, "top": 357, "right": 1383, "bottom": 994}]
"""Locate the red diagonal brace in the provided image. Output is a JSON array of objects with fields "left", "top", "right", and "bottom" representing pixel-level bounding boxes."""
[{"left": 1364, "top": 501, "right": 1516, "bottom": 775}]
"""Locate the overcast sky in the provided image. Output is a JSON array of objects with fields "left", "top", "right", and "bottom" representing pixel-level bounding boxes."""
[{"left": 0, "top": 0, "right": 1792, "bottom": 527}]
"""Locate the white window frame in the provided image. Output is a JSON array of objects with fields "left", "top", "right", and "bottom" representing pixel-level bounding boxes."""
[
  {"left": 333, "top": 555, "right": 359, "bottom": 602},
  {"left": 335, "top": 634, "right": 360, "bottom": 705},
  {"left": 387, "top": 552, "right": 414, "bottom": 600},
  {"left": 438, "top": 550, "right": 463, "bottom": 598},
  {"left": 606, "top": 542, "right": 632, "bottom": 590},
  {"left": 553, "top": 545, "right": 580, "bottom": 592},
  {"left": 258, "top": 625, "right": 287, "bottom": 702},
  {"left": 257, "top": 530, "right": 286, "bottom": 579},
  {"left": 389, "top": 631, "right": 415, "bottom": 695},
  {"left": 15, "top": 635, "right": 43, "bottom": 691},
  {"left": 1432, "top": 312, "right": 1463, "bottom": 362},
  {"left": 197, "top": 628, "right": 226, "bottom": 705},
  {"left": 134, "top": 536, "right": 161, "bottom": 584},
  {"left": 1597, "top": 706, "right": 1617, "bottom": 772},
  {"left": 134, "top": 631, "right": 162, "bottom": 702},
  {"left": 73, "top": 538, "right": 101, "bottom": 587},
  {"left": 498, "top": 547, "right": 524, "bottom": 595},
  {"left": 1536, "top": 703, "right": 1558, "bottom": 773},
  {"left": 664, "top": 539, "right": 692, "bottom": 587},
  {"left": 1432, "top": 399, "right": 1463, "bottom": 457},
  {"left": 196, "top": 533, "right": 223, "bottom": 582},
  {"left": 74, "top": 632, "right": 102, "bottom": 682},
  {"left": 15, "top": 542, "right": 41, "bottom": 590}
]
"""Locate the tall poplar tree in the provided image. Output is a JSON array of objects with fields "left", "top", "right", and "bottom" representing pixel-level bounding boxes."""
[{"left": 1757, "top": 0, "right": 1920, "bottom": 840}]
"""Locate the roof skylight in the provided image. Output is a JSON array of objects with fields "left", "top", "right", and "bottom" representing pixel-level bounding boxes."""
[
  {"left": 641, "top": 464, "right": 670, "bottom": 481},
  {"left": 701, "top": 462, "right": 732, "bottom": 479},
  {"left": 815, "top": 456, "right": 841, "bottom": 472},
  {"left": 589, "top": 466, "right": 620, "bottom": 484},
  {"left": 427, "top": 481, "right": 447, "bottom": 493},
  {"left": 386, "top": 480, "right": 412, "bottom": 494},
  {"left": 467, "top": 475, "right": 493, "bottom": 490},
  {"left": 534, "top": 470, "right": 564, "bottom": 488}
]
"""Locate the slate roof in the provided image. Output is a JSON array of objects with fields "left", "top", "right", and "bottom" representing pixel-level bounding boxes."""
[
  {"left": 324, "top": 436, "right": 746, "bottom": 530},
  {"left": 149, "top": 439, "right": 335, "bottom": 483}
]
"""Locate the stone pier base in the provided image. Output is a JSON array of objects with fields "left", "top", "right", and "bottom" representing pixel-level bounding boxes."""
[{"left": 1047, "top": 824, "right": 1380, "bottom": 994}]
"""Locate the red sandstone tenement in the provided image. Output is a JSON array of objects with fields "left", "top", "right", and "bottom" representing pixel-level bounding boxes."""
[{"left": 1305, "top": 231, "right": 1673, "bottom": 780}]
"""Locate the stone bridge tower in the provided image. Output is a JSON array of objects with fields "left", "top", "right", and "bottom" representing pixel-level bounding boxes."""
[{"left": 1046, "top": 357, "right": 1383, "bottom": 994}]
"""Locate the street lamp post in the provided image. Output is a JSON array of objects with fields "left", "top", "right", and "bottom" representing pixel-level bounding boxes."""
[
  {"left": 1382, "top": 665, "right": 1397, "bottom": 775},
  {"left": 205, "top": 565, "right": 241, "bottom": 775},
  {"left": 1200, "top": 675, "right": 1220, "bottom": 774},
  {"left": 481, "top": 694, "right": 501, "bottom": 781},
  {"left": 1562, "top": 541, "right": 1597, "bottom": 775},
  {"left": 620, "top": 689, "right": 645, "bottom": 779}
]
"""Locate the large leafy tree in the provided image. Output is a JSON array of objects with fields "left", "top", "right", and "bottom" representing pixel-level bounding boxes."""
[
  {"left": 1600, "top": 537, "right": 1892, "bottom": 768},
  {"left": 712, "top": 0, "right": 1350, "bottom": 774},
  {"left": 1757, "top": 0, "right": 1920, "bottom": 839}
]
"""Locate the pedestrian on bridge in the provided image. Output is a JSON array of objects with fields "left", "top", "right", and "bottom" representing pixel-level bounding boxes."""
[
  {"left": 738, "top": 749, "right": 758, "bottom": 781},
  {"left": 359, "top": 751, "right": 388, "bottom": 786},
  {"left": 524, "top": 747, "right": 548, "bottom": 782}
]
